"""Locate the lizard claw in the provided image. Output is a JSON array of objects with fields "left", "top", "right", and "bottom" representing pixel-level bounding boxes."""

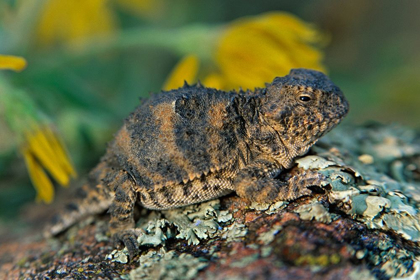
[
  {"left": 113, "top": 229, "right": 144, "bottom": 259},
  {"left": 278, "top": 170, "right": 326, "bottom": 201}
]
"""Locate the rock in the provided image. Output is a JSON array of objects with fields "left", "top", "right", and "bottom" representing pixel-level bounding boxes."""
[{"left": 0, "top": 124, "right": 419, "bottom": 279}]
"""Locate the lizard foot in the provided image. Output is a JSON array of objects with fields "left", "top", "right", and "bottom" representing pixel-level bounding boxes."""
[
  {"left": 283, "top": 169, "right": 327, "bottom": 200},
  {"left": 113, "top": 228, "right": 144, "bottom": 259}
]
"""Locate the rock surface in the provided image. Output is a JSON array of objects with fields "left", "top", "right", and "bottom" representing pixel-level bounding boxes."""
[{"left": 1, "top": 124, "right": 419, "bottom": 280}]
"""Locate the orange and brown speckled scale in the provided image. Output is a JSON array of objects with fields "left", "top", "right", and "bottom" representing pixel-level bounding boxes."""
[{"left": 47, "top": 69, "right": 349, "bottom": 257}]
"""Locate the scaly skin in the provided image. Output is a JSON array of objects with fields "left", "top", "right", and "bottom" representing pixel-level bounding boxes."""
[{"left": 47, "top": 69, "right": 349, "bottom": 257}]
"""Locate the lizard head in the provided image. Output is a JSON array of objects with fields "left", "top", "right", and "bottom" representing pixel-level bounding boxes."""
[{"left": 261, "top": 68, "right": 349, "bottom": 157}]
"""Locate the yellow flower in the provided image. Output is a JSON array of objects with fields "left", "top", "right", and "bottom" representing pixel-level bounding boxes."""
[
  {"left": 21, "top": 125, "right": 77, "bottom": 204},
  {"left": 0, "top": 61, "right": 76, "bottom": 203},
  {"left": 214, "top": 12, "right": 327, "bottom": 90},
  {"left": 0, "top": 55, "right": 27, "bottom": 72},
  {"left": 35, "top": 0, "right": 117, "bottom": 47},
  {"left": 164, "top": 12, "right": 327, "bottom": 91},
  {"left": 8, "top": 0, "right": 165, "bottom": 48},
  {"left": 163, "top": 55, "right": 199, "bottom": 90}
]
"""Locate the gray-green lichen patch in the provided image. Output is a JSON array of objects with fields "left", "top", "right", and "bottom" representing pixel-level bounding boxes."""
[
  {"left": 265, "top": 201, "right": 288, "bottom": 214},
  {"left": 391, "top": 259, "right": 420, "bottom": 280},
  {"left": 249, "top": 201, "right": 271, "bottom": 211},
  {"left": 129, "top": 199, "right": 241, "bottom": 249},
  {"left": 295, "top": 155, "right": 337, "bottom": 170},
  {"left": 249, "top": 200, "right": 287, "bottom": 215},
  {"left": 300, "top": 126, "right": 420, "bottom": 244},
  {"left": 106, "top": 248, "right": 129, "bottom": 264},
  {"left": 317, "top": 162, "right": 420, "bottom": 243},
  {"left": 129, "top": 249, "right": 208, "bottom": 280},
  {"left": 348, "top": 268, "right": 376, "bottom": 280},
  {"left": 162, "top": 200, "right": 229, "bottom": 245},
  {"left": 221, "top": 222, "right": 248, "bottom": 242},
  {"left": 366, "top": 243, "right": 419, "bottom": 279},
  {"left": 257, "top": 224, "right": 283, "bottom": 245},
  {"left": 303, "top": 124, "right": 420, "bottom": 279},
  {"left": 137, "top": 219, "right": 170, "bottom": 247},
  {"left": 217, "top": 210, "right": 233, "bottom": 223},
  {"left": 295, "top": 200, "right": 332, "bottom": 223}
]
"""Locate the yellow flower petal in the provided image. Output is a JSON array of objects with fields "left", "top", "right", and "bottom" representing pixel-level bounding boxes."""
[
  {"left": 35, "top": 0, "right": 117, "bottom": 47},
  {"left": 215, "top": 12, "right": 327, "bottom": 90},
  {"left": 22, "top": 147, "right": 55, "bottom": 204},
  {"left": 203, "top": 73, "right": 224, "bottom": 89},
  {"left": 256, "top": 13, "right": 326, "bottom": 72},
  {"left": 260, "top": 12, "right": 324, "bottom": 45},
  {"left": 163, "top": 55, "right": 199, "bottom": 90},
  {"left": 0, "top": 55, "right": 27, "bottom": 72},
  {"left": 19, "top": 124, "right": 77, "bottom": 203},
  {"left": 217, "top": 26, "right": 295, "bottom": 89},
  {"left": 25, "top": 126, "right": 75, "bottom": 187},
  {"left": 43, "top": 126, "right": 77, "bottom": 180}
]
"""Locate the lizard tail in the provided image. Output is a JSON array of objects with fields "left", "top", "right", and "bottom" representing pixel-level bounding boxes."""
[{"left": 44, "top": 160, "right": 114, "bottom": 237}]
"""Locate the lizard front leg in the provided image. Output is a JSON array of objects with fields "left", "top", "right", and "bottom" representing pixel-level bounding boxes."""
[
  {"left": 233, "top": 157, "right": 324, "bottom": 203},
  {"left": 108, "top": 171, "right": 142, "bottom": 257}
]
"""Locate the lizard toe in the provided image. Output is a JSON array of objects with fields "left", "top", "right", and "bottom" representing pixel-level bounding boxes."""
[{"left": 113, "top": 229, "right": 144, "bottom": 259}]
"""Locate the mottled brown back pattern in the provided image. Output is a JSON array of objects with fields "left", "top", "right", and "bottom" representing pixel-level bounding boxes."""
[{"left": 47, "top": 69, "right": 349, "bottom": 257}]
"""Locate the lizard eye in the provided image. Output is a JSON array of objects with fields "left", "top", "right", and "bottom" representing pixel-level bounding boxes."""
[{"left": 299, "top": 95, "right": 311, "bottom": 102}]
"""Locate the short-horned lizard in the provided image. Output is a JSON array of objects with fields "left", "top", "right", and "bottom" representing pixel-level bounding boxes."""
[{"left": 48, "top": 69, "right": 349, "bottom": 257}]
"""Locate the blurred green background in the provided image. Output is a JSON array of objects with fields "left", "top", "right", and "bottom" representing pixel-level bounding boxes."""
[{"left": 1, "top": 0, "right": 419, "bottom": 237}]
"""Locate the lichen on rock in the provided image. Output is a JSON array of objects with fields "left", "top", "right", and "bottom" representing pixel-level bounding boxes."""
[
  {"left": 295, "top": 200, "right": 332, "bottom": 223},
  {"left": 122, "top": 125, "right": 420, "bottom": 279},
  {"left": 162, "top": 199, "right": 234, "bottom": 245},
  {"left": 129, "top": 249, "right": 208, "bottom": 280},
  {"left": 2, "top": 124, "right": 420, "bottom": 279},
  {"left": 116, "top": 199, "right": 240, "bottom": 249},
  {"left": 298, "top": 125, "right": 420, "bottom": 243}
]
